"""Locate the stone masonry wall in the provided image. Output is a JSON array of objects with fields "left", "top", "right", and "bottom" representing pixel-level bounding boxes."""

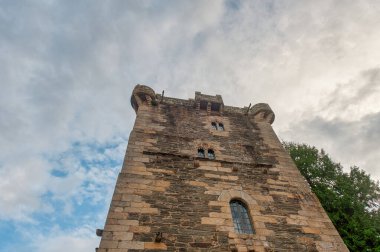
[{"left": 98, "top": 85, "right": 348, "bottom": 252}]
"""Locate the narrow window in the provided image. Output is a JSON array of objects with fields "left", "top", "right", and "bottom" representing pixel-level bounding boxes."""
[
  {"left": 211, "top": 122, "right": 217, "bottom": 130},
  {"left": 198, "top": 148, "right": 205, "bottom": 158},
  {"left": 230, "top": 200, "right": 254, "bottom": 234},
  {"left": 218, "top": 123, "right": 224, "bottom": 131},
  {"left": 208, "top": 149, "right": 215, "bottom": 159}
]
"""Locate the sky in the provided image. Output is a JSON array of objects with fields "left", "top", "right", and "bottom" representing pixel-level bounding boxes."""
[{"left": 0, "top": 0, "right": 380, "bottom": 251}]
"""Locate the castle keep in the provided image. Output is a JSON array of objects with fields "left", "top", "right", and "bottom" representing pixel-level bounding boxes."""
[{"left": 98, "top": 85, "right": 348, "bottom": 251}]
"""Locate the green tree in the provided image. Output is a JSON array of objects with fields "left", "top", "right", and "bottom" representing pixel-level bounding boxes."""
[{"left": 283, "top": 142, "right": 380, "bottom": 251}]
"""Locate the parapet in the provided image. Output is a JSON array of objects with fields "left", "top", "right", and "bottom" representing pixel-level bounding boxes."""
[{"left": 129, "top": 84, "right": 275, "bottom": 124}]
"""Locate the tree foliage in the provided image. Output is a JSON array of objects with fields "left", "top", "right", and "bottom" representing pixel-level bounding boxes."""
[{"left": 283, "top": 142, "right": 380, "bottom": 251}]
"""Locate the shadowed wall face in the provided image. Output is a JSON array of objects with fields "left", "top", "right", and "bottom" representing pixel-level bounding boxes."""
[{"left": 98, "top": 85, "right": 348, "bottom": 252}]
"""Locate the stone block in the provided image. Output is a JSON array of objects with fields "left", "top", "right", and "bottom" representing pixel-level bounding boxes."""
[
  {"left": 99, "top": 240, "right": 118, "bottom": 248},
  {"left": 144, "top": 242, "right": 168, "bottom": 250},
  {"left": 302, "top": 227, "right": 321, "bottom": 234},
  {"left": 128, "top": 225, "right": 151, "bottom": 233},
  {"left": 201, "top": 217, "right": 225, "bottom": 225},
  {"left": 112, "top": 232, "right": 133, "bottom": 241},
  {"left": 118, "top": 241, "right": 144, "bottom": 249}
]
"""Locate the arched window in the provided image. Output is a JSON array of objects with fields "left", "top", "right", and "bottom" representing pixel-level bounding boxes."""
[
  {"left": 208, "top": 149, "right": 215, "bottom": 159},
  {"left": 211, "top": 122, "right": 225, "bottom": 131},
  {"left": 218, "top": 123, "right": 224, "bottom": 131},
  {"left": 211, "top": 122, "right": 217, "bottom": 130},
  {"left": 198, "top": 148, "right": 205, "bottom": 158},
  {"left": 230, "top": 200, "right": 254, "bottom": 234}
]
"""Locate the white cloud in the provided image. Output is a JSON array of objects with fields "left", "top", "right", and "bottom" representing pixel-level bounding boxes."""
[
  {"left": 319, "top": 68, "right": 380, "bottom": 121},
  {"left": 280, "top": 68, "right": 380, "bottom": 180},
  {"left": 1, "top": 0, "right": 380, "bottom": 250},
  {"left": 0, "top": 157, "right": 51, "bottom": 222},
  {"left": 31, "top": 226, "right": 99, "bottom": 252},
  {"left": 0, "top": 138, "right": 122, "bottom": 221}
]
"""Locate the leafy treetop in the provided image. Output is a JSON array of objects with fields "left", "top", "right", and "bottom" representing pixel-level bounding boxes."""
[{"left": 283, "top": 142, "right": 380, "bottom": 251}]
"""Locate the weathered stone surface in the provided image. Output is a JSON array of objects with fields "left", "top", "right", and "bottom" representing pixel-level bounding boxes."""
[{"left": 98, "top": 85, "right": 348, "bottom": 251}]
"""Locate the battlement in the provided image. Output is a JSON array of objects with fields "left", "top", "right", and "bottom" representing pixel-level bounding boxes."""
[{"left": 130, "top": 84, "right": 275, "bottom": 124}]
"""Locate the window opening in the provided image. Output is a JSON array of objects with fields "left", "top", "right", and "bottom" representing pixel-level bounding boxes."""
[
  {"left": 208, "top": 149, "right": 215, "bottom": 159},
  {"left": 211, "top": 122, "right": 217, "bottom": 130},
  {"left": 218, "top": 123, "right": 224, "bottom": 131},
  {"left": 230, "top": 200, "right": 254, "bottom": 234},
  {"left": 211, "top": 103, "right": 220, "bottom": 112},
  {"left": 198, "top": 148, "right": 205, "bottom": 158},
  {"left": 200, "top": 101, "right": 208, "bottom": 110}
]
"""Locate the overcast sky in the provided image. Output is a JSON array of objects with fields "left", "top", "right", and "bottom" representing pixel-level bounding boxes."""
[{"left": 1, "top": 1, "right": 379, "bottom": 251}]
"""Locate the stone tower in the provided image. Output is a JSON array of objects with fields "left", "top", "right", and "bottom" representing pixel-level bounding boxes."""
[{"left": 97, "top": 85, "right": 348, "bottom": 251}]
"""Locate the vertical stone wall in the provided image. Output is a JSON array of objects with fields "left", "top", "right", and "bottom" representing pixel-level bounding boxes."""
[{"left": 98, "top": 85, "right": 348, "bottom": 252}]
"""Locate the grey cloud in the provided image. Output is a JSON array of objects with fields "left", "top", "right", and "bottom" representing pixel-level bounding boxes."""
[
  {"left": 1, "top": 1, "right": 380, "bottom": 250},
  {"left": 281, "top": 112, "right": 380, "bottom": 181},
  {"left": 323, "top": 68, "right": 380, "bottom": 115},
  {"left": 280, "top": 66, "right": 380, "bottom": 180}
]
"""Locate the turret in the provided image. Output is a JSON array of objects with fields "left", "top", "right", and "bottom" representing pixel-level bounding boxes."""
[
  {"left": 130, "top": 84, "right": 156, "bottom": 113},
  {"left": 249, "top": 103, "right": 275, "bottom": 124}
]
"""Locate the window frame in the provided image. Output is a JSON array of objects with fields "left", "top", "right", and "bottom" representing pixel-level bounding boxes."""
[
  {"left": 229, "top": 199, "right": 255, "bottom": 234},
  {"left": 210, "top": 103, "right": 220, "bottom": 112},
  {"left": 211, "top": 121, "right": 225, "bottom": 131},
  {"left": 218, "top": 123, "right": 224, "bottom": 131},
  {"left": 211, "top": 122, "right": 217, "bottom": 130},
  {"left": 207, "top": 149, "right": 215, "bottom": 159},
  {"left": 200, "top": 101, "right": 208, "bottom": 110},
  {"left": 197, "top": 148, "right": 205, "bottom": 158}
]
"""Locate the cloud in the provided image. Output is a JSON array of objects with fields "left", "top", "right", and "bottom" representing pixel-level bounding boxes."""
[
  {"left": 321, "top": 68, "right": 380, "bottom": 121},
  {"left": 0, "top": 0, "right": 133, "bottom": 222},
  {"left": 0, "top": 157, "right": 52, "bottom": 222},
  {"left": 1, "top": 0, "right": 380, "bottom": 250},
  {"left": 0, "top": 136, "right": 123, "bottom": 221},
  {"left": 31, "top": 226, "right": 99, "bottom": 252},
  {"left": 283, "top": 113, "right": 380, "bottom": 178},
  {"left": 280, "top": 68, "right": 380, "bottom": 180}
]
